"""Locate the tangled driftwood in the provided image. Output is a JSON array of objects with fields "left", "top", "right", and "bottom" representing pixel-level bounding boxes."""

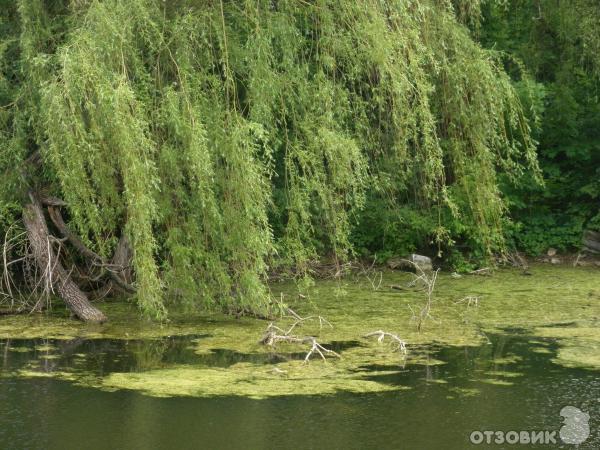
[{"left": 259, "top": 309, "right": 340, "bottom": 362}]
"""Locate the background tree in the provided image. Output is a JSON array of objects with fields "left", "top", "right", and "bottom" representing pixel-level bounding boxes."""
[{"left": 480, "top": 0, "right": 600, "bottom": 254}]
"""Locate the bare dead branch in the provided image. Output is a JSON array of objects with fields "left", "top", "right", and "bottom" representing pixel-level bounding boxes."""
[
  {"left": 468, "top": 267, "right": 492, "bottom": 276},
  {"left": 399, "top": 259, "right": 440, "bottom": 331},
  {"left": 454, "top": 295, "right": 481, "bottom": 307},
  {"left": 364, "top": 330, "right": 407, "bottom": 354},
  {"left": 259, "top": 310, "right": 339, "bottom": 363}
]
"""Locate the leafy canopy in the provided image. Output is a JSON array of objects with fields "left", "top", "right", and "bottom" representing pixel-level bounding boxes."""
[{"left": 0, "top": 0, "right": 537, "bottom": 318}]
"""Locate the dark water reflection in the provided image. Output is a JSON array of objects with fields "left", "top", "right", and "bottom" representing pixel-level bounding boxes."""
[
  {"left": 0, "top": 333, "right": 598, "bottom": 450},
  {"left": 0, "top": 335, "right": 364, "bottom": 375}
]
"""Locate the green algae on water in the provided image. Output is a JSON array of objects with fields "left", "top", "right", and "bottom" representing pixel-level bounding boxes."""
[
  {"left": 426, "top": 379, "right": 449, "bottom": 384},
  {"left": 490, "top": 355, "right": 523, "bottom": 365},
  {"left": 101, "top": 362, "right": 410, "bottom": 399},
  {"left": 1, "top": 265, "right": 599, "bottom": 397},
  {"left": 35, "top": 344, "right": 57, "bottom": 352},
  {"left": 484, "top": 371, "right": 523, "bottom": 378},
  {"left": 535, "top": 325, "right": 600, "bottom": 370},
  {"left": 448, "top": 387, "right": 481, "bottom": 397},
  {"left": 531, "top": 347, "right": 553, "bottom": 354},
  {"left": 477, "top": 378, "right": 514, "bottom": 386},
  {"left": 8, "top": 346, "right": 31, "bottom": 353}
]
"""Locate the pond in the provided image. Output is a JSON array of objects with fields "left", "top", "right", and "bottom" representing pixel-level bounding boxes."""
[{"left": 0, "top": 265, "right": 598, "bottom": 449}]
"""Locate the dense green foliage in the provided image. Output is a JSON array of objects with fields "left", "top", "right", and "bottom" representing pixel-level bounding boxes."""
[
  {"left": 0, "top": 0, "right": 550, "bottom": 318},
  {"left": 480, "top": 0, "right": 600, "bottom": 254}
]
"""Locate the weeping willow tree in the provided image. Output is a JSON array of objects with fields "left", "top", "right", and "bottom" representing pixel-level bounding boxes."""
[{"left": 0, "top": 0, "right": 538, "bottom": 321}]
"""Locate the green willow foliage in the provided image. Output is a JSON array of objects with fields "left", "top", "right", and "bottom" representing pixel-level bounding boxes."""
[{"left": 0, "top": 0, "right": 538, "bottom": 318}]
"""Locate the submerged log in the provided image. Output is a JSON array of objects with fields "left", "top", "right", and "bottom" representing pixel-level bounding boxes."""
[{"left": 22, "top": 195, "right": 106, "bottom": 322}]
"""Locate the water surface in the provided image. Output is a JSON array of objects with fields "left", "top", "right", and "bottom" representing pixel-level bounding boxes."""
[
  {"left": 1, "top": 331, "right": 598, "bottom": 449},
  {"left": 0, "top": 266, "right": 598, "bottom": 449}
]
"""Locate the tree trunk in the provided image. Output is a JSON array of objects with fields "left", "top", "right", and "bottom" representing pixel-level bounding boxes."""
[
  {"left": 85, "top": 235, "right": 134, "bottom": 299},
  {"left": 112, "top": 235, "right": 133, "bottom": 283},
  {"left": 47, "top": 206, "right": 136, "bottom": 294},
  {"left": 22, "top": 196, "right": 107, "bottom": 322}
]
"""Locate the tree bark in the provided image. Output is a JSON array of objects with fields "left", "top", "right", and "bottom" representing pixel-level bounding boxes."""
[
  {"left": 112, "top": 235, "right": 133, "bottom": 283},
  {"left": 22, "top": 195, "right": 107, "bottom": 322},
  {"left": 109, "top": 234, "right": 135, "bottom": 293},
  {"left": 47, "top": 206, "right": 136, "bottom": 294},
  {"left": 84, "top": 235, "right": 134, "bottom": 299}
]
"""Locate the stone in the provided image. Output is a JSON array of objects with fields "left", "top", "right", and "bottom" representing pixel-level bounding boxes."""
[
  {"left": 547, "top": 248, "right": 557, "bottom": 257},
  {"left": 386, "top": 254, "right": 433, "bottom": 271},
  {"left": 409, "top": 253, "right": 433, "bottom": 271},
  {"left": 582, "top": 230, "right": 600, "bottom": 254}
]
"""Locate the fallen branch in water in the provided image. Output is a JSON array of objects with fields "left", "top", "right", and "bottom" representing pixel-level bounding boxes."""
[
  {"left": 454, "top": 296, "right": 481, "bottom": 307},
  {"left": 260, "top": 323, "right": 340, "bottom": 362},
  {"left": 259, "top": 309, "right": 339, "bottom": 363},
  {"left": 364, "top": 330, "right": 407, "bottom": 354},
  {"left": 468, "top": 267, "right": 492, "bottom": 276},
  {"left": 1, "top": 222, "right": 28, "bottom": 311}
]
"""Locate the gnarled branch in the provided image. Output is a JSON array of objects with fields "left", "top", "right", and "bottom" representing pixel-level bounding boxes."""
[{"left": 47, "top": 206, "right": 136, "bottom": 294}]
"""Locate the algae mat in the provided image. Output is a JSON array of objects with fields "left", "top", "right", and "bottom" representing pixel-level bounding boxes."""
[{"left": 1, "top": 265, "right": 598, "bottom": 398}]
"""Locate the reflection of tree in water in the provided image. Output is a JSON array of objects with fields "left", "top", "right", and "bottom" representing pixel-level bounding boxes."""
[
  {"left": 1, "top": 335, "right": 207, "bottom": 376},
  {"left": 0, "top": 333, "right": 542, "bottom": 389},
  {"left": 1, "top": 334, "right": 371, "bottom": 376},
  {"left": 80, "top": 335, "right": 206, "bottom": 372},
  {"left": 128, "top": 339, "right": 170, "bottom": 370}
]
